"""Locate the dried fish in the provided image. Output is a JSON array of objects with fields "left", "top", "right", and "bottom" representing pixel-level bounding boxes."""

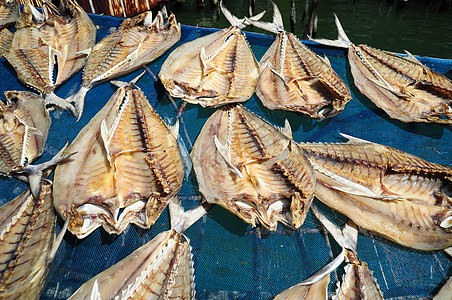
[
  {"left": 51, "top": 0, "right": 97, "bottom": 86},
  {"left": 247, "top": 2, "right": 352, "bottom": 119},
  {"left": 298, "top": 134, "right": 452, "bottom": 251},
  {"left": 0, "top": 91, "right": 55, "bottom": 198},
  {"left": 67, "top": 9, "right": 180, "bottom": 120},
  {"left": 53, "top": 79, "right": 184, "bottom": 238},
  {"left": 0, "top": 0, "right": 19, "bottom": 29},
  {"left": 312, "top": 15, "right": 452, "bottom": 124},
  {"left": 0, "top": 181, "right": 68, "bottom": 299},
  {"left": 191, "top": 104, "right": 315, "bottom": 230},
  {"left": 299, "top": 206, "right": 383, "bottom": 300},
  {"left": 68, "top": 197, "right": 209, "bottom": 299},
  {"left": 0, "top": 91, "right": 50, "bottom": 175},
  {"left": 0, "top": 0, "right": 96, "bottom": 114},
  {"left": 159, "top": 2, "right": 262, "bottom": 107}
]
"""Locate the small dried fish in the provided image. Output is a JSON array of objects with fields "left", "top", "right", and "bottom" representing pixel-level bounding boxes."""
[
  {"left": 247, "top": 2, "right": 352, "bottom": 119},
  {"left": 312, "top": 15, "right": 452, "bottom": 124},
  {"left": 54, "top": 79, "right": 184, "bottom": 238},
  {"left": 298, "top": 134, "right": 452, "bottom": 251},
  {"left": 68, "top": 9, "right": 180, "bottom": 120},
  {"left": 0, "top": 0, "right": 96, "bottom": 114},
  {"left": 0, "top": 0, "right": 19, "bottom": 29},
  {"left": 191, "top": 105, "right": 315, "bottom": 230},
  {"left": 68, "top": 197, "right": 209, "bottom": 299},
  {"left": 159, "top": 2, "right": 262, "bottom": 107},
  {"left": 0, "top": 181, "right": 68, "bottom": 299},
  {"left": 299, "top": 206, "right": 383, "bottom": 300}
]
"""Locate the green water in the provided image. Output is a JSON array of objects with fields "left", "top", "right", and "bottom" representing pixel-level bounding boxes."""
[{"left": 167, "top": 0, "right": 452, "bottom": 59}]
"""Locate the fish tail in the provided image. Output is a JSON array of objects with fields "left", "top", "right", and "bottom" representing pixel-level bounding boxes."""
[
  {"left": 169, "top": 196, "right": 212, "bottom": 234},
  {"left": 66, "top": 86, "right": 89, "bottom": 121},
  {"left": 45, "top": 92, "right": 77, "bottom": 116},
  {"left": 308, "top": 14, "right": 352, "bottom": 49}
]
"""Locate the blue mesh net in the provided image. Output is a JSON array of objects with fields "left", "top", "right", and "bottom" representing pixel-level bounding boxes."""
[{"left": 0, "top": 13, "right": 450, "bottom": 299}]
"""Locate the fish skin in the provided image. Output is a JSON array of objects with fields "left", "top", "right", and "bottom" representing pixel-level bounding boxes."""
[
  {"left": 0, "top": 91, "right": 50, "bottom": 175},
  {"left": 349, "top": 44, "right": 452, "bottom": 124},
  {"left": 0, "top": 0, "right": 19, "bottom": 29},
  {"left": 191, "top": 105, "right": 315, "bottom": 230},
  {"left": 159, "top": 25, "right": 260, "bottom": 107},
  {"left": 0, "top": 182, "right": 56, "bottom": 299},
  {"left": 69, "top": 10, "right": 180, "bottom": 119},
  {"left": 53, "top": 84, "right": 184, "bottom": 238},
  {"left": 68, "top": 229, "right": 195, "bottom": 300},
  {"left": 298, "top": 139, "right": 452, "bottom": 251}
]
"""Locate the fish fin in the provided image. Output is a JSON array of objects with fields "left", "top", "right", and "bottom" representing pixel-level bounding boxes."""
[
  {"left": 321, "top": 54, "right": 331, "bottom": 67},
  {"left": 143, "top": 10, "right": 153, "bottom": 27},
  {"left": 167, "top": 118, "right": 180, "bottom": 139},
  {"left": 100, "top": 119, "right": 110, "bottom": 148},
  {"left": 49, "top": 216, "right": 70, "bottom": 261},
  {"left": 29, "top": 3, "right": 45, "bottom": 23},
  {"left": 200, "top": 47, "right": 208, "bottom": 73},
  {"left": 404, "top": 50, "right": 424, "bottom": 65},
  {"left": 339, "top": 133, "right": 373, "bottom": 144},
  {"left": 214, "top": 135, "right": 244, "bottom": 179},
  {"left": 268, "top": 63, "right": 287, "bottom": 84},
  {"left": 277, "top": 119, "right": 293, "bottom": 139},
  {"left": 298, "top": 249, "right": 345, "bottom": 285}
]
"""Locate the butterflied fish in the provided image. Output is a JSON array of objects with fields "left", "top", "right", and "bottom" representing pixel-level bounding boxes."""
[
  {"left": 246, "top": 2, "right": 352, "bottom": 119},
  {"left": 298, "top": 206, "right": 383, "bottom": 300},
  {"left": 159, "top": 2, "right": 262, "bottom": 108},
  {"left": 191, "top": 104, "right": 315, "bottom": 230},
  {"left": 0, "top": 0, "right": 96, "bottom": 114},
  {"left": 0, "top": 91, "right": 51, "bottom": 176},
  {"left": 0, "top": 0, "right": 19, "bottom": 29},
  {"left": 50, "top": 0, "right": 97, "bottom": 86},
  {"left": 0, "top": 90, "right": 62, "bottom": 198},
  {"left": 68, "top": 197, "right": 209, "bottom": 299},
  {"left": 0, "top": 180, "right": 68, "bottom": 299},
  {"left": 312, "top": 14, "right": 452, "bottom": 124},
  {"left": 67, "top": 9, "right": 180, "bottom": 120},
  {"left": 53, "top": 79, "right": 184, "bottom": 238},
  {"left": 298, "top": 134, "right": 452, "bottom": 251}
]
